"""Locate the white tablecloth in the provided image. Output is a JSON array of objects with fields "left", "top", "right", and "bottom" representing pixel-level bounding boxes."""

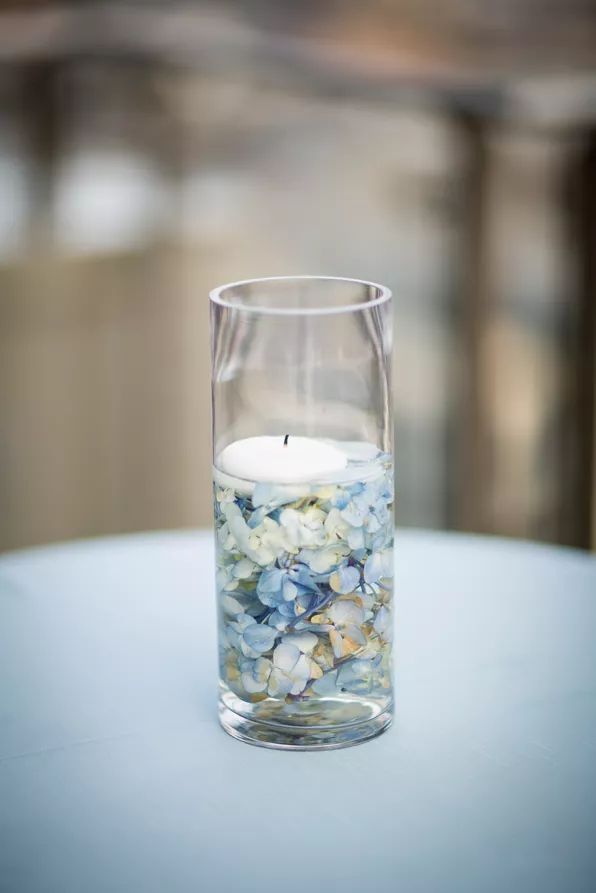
[{"left": 1, "top": 530, "right": 595, "bottom": 892}]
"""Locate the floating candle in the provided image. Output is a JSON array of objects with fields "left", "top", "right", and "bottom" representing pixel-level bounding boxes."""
[{"left": 218, "top": 435, "right": 348, "bottom": 484}]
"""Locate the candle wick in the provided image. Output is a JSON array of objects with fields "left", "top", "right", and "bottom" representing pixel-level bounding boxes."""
[{"left": 283, "top": 434, "right": 289, "bottom": 446}]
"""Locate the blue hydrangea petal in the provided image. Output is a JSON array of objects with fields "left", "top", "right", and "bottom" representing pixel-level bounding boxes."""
[
  {"left": 242, "top": 622, "right": 277, "bottom": 654},
  {"left": 221, "top": 594, "right": 245, "bottom": 615},
  {"left": 272, "top": 642, "right": 301, "bottom": 672},
  {"left": 364, "top": 551, "right": 393, "bottom": 584},
  {"left": 257, "top": 567, "right": 284, "bottom": 593},
  {"left": 282, "top": 578, "right": 298, "bottom": 601},
  {"left": 253, "top": 483, "right": 299, "bottom": 509},
  {"left": 247, "top": 507, "right": 267, "bottom": 529},
  {"left": 234, "top": 613, "right": 256, "bottom": 631},
  {"left": 329, "top": 599, "right": 365, "bottom": 627},
  {"left": 311, "top": 670, "right": 338, "bottom": 695},
  {"left": 329, "top": 565, "right": 360, "bottom": 594},
  {"left": 282, "top": 631, "right": 318, "bottom": 653},
  {"left": 267, "top": 669, "right": 293, "bottom": 697},
  {"left": 373, "top": 606, "right": 392, "bottom": 640},
  {"left": 242, "top": 671, "right": 267, "bottom": 693},
  {"left": 332, "top": 492, "right": 350, "bottom": 510},
  {"left": 289, "top": 654, "right": 312, "bottom": 695},
  {"left": 343, "top": 623, "right": 367, "bottom": 646},
  {"left": 267, "top": 610, "right": 290, "bottom": 631}
]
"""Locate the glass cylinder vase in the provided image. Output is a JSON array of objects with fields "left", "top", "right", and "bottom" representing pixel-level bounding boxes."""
[{"left": 210, "top": 276, "right": 394, "bottom": 750}]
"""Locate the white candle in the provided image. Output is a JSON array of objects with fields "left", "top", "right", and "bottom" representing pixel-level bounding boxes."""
[{"left": 217, "top": 435, "right": 348, "bottom": 484}]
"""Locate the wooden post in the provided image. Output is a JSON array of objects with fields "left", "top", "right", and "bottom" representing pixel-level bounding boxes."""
[
  {"left": 451, "top": 111, "right": 492, "bottom": 534},
  {"left": 20, "top": 59, "right": 62, "bottom": 249},
  {"left": 572, "top": 130, "right": 596, "bottom": 549}
]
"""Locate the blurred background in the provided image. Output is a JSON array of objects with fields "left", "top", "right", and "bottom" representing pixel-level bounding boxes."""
[{"left": 1, "top": 0, "right": 595, "bottom": 552}]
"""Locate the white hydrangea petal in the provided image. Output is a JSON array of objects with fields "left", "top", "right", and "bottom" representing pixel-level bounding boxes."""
[
  {"left": 267, "top": 668, "right": 293, "bottom": 697},
  {"left": 329, "top": 629, "right": 346, "bottom": 659},
  {"left": 343, "top": 623, "right": 367, "bottom": 646},
  {"left": 222, "top": 594, "right": 245, "bottom": 615},
  {"left": 282, "top": 631, "right": 318, "bottom": 653},
  {"left": 233, "top": 558, "right": 256, "bottom": 579},
  {"left": 347, "top": 528, "right": 365, "bottom": 550},
  {"left": 367, "top": 514, "right": 381, "bottom": 534},
  {"left": 329, "top": 599, "right": 365, "bottom": 627},
  {"left": 241, "top": 672, "right": 267, "bottom": 693},
  {"left": 329, "top": 565, "right": 360, "bottom": 594},
  {"left": 253, "top": 657, "right": 272, "bottom": 682},
  {"left": 273, "top": 642, "right": 301, "bottom": 673},
  {"left": 374, "top": 606, "right": 392, "bottom": 640},
  {"left": 364, "top": 552, "right": 383, "bottom": 584},
  {"left": 301, "top": 543, "right": 350, "bottom": 573},
  {"left": 289, "top": 654, "right": 312, "bottom": 694},
  {"left": 369, "top": 549, "right": 391, "bottom": 581},
  {"left": 239, "top": 640, "right": 260, "bottom": 658}
]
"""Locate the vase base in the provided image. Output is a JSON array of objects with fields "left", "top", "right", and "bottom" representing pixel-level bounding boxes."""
[{"left": 218, "top": 702, "right": 393, "bottom": 751}]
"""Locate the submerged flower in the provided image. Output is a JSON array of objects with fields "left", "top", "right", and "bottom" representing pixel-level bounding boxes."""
[
  {"left": 216, "top": 563, "right": 239, "bottom": 593},
  {"left": 233, "top": 557, "right": 258, "bottom": 579},
  {"left": 216, "top": 555, "right": 259, "bottom": 595},
  {"left": 215, "top": 460, "right": 394, "bottom": 704},
  {"left": 216, "top": 521, "right": 237, "bottom": 554},
  {"left": 220, "top": 585, "right": 264, "bottom": 619},
  {"left": 329, "top": 564, "right": 360, "bottom": 594},
  {"left": 242, "top": 621, "right": 277, "bottom": 656},
  {"left": 281, "top": 631, "right": 318, "bottom": 653},
  {"left": 227, "top": 613, "right": 277, "bottom": 658},
  {"left": 327, "top": 476, "right": 393, "bottom": 552},
  {"left": 223, "top": 503, "right": 286, "bottom": 566},
  {"left": 310, "top": 637, "right": 335, "bottom": 672},
  {"left": 267, "top": 640, "right": 322, "bottom": 697},
  {"left": 364, "top": 549, "right": 393, "bottom": 587},
  {"left": 328, "top": 598, "right": 367, "bottom": 659},
  {"left": 252, "top": 483, "right": 302, "bottom": 509},
  {"left": 267, "top": 608, "right": 295, "bottom": 632},
  {"left": 257, "top": 566, "right": 318, "bottom": 607},
  {"left": 215, "top": 487, "right": 237, "bottom": 505},
  {"left": 279, "top": 506, "right": 327, "bottom": 550},
  {"left": 310, "top": 669, "right": 338, "bottom": 695},
  {"left": 255, "top": 564, "right": 321, "bottom": 631},
  {"left": 256, "top": 567, "right": 296, "bottom": 607},
  {"left": 336, "top": 655, "right": 383, "bottom": 694},
  {"left": 373, "top": 605, "right": 392, "bottom": 641},
  {"left": 240, "top": 656, "right": 273, "bottom": 694},
  {"left": 324, "top": 508, "right": 354, "bottom": 545},
  {"left": 221, "top": 593, "right": 245, "bottom": 615},
  {"left": 299, "top": 541, "right": 350, "bottom": 574}
]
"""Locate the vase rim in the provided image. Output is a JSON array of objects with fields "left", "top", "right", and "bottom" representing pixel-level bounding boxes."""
[{"left": 209, "top": 275, "right": 392, "bottom": 316}]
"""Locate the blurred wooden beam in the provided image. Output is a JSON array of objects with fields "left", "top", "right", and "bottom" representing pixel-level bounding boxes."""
[
  {"left": 575, "top": 131, "right": 596, "bottom": 549},
  {"left": 20, "top": 60, "right": 62, "bottom": 247},
  {"left": 452, "top": 112, "right": 492, "bottom": 533},
  {"left": 556, "top": 129, "right": 596, "bottom": 549},
  {"left": 1, "top": 2, "right": 596, "bottom": 85}
]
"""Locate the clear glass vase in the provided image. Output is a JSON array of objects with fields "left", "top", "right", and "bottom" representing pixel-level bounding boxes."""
[{"left": 210, "top": 276, "right": 394, "bottom": 749}]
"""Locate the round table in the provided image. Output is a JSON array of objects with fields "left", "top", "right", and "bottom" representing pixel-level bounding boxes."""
[{"left": 1, "top": 530, "right": 595, "bottom": 893}]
